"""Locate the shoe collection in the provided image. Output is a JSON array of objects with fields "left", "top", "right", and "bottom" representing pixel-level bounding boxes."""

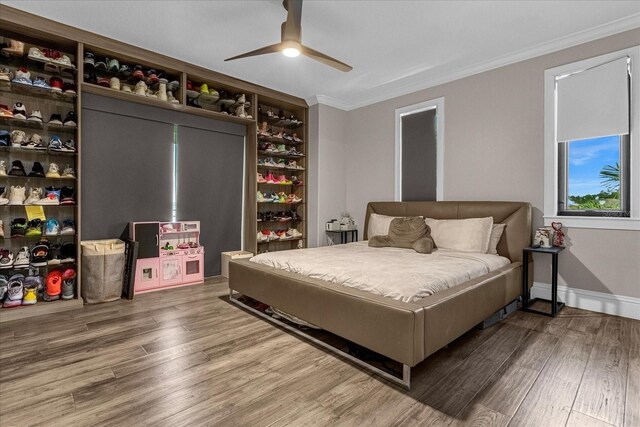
[
  {"left": 1, "top": 158, "right": 75, "bottom": 178},
  {"left": 257, "top": 228, "right": 303, "bottom": 242},
  {"left": 0, "top": 267, "right": 76, "bottom": 308},
  {"left": 84, "top": 52, "right": 181, "bottom": 104},
  {"left": 5, "top": 217, "right": 75, "bottom": 237},
  {"left": 258, "top": 142, "right": 304, "bottom": 157},
  {"left": 257, "top": 122, "right": 303, "bottom": 144},
  {"left": 258, "top": 106, "right": 304, "bottom": 128},
  {"left": 0, "top": 103, "right": 76, "bottom": 127},
  {"left": 0, "top": 185, "right": 76, "bottom": 206},
  {"left": 0, "top": 238, "right": 76, "bottom": 269},
  {"left": 257, "top": 172, "right": 303, "bottom": 186},
  {"left": 258, "top": 157, "right": 304, "bottom": 170},
  {"left": 0, "top": 130, "right": 76, "bottom": 153},
  {"left": 257, "top": 209, "right": 299, "bottom": 222},
  {"left": 3, "top": 66, "right": 76, "bottom": 94},
  {"left": 257, "top": 191, "right": 302, "bottom": 204},
  {"left": 186, "top": 82, "right": 252, "bottom": 118}
]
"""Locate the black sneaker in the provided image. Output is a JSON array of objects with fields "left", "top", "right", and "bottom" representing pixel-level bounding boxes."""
[
  {"left": 63, "top": 111, "right": 76, "bottom": 127},
  {"left": 48, "top": 243, "right": 62, "bottom": 265},
  {"left": 10, "top": 218, "right": 27, "bottom": 237},
  {"left": 59, "top": 186, "right": 75, "bottom": 205},
  {"left": 61, "top": 242, "right": 75, "bottom": 263},
  {"left": 8, "top": 160, "right": 26, "bottom": 176},
  {"left": 31, "top": 242, "right": 49, "bottom": 267},
  {"left": 28, "top": 161, "right": 45, "bottom": 177},
  {"left": 12, "top": 102, "right": 26, "bottom": 120},
  {"left": 48, "top": 113, "right": 63, "bottom": 125}
]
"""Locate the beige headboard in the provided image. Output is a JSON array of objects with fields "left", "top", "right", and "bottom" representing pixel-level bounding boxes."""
[{"left": 363, "top": 201, "right": 532, "bottom": 263}]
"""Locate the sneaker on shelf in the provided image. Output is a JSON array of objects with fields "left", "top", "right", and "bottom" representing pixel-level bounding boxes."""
[
  {"left": 0, "top": 104, "right": 13, "bottom": 118},
  {"left": 13, "top": 247, "right": 30, "bottom": 268},
  {"left": 12, "top": 102, "right": 27, "bottom": 120},
  {"left": 61, "top": 268, "right": 76, "bottom": 300},
  {"left": 132, "top": 65, "right": 144, "bottom": 80},
  {"left": 0, "top": 67, "right": 11, "bottom": 82},
  {"left": 52, "top": 55, "right": 74, "bottom": 69},
  {"left": 292, "top": 133, "right": 303, "bottom": 143},
  {"left": 62, "top": 83, "right": 76, "bottom": 95},
  {"left": 48, "top": 243, "right": 62, "bottom": 265},
  {"left": 121, "top": 84, "right": 133, "bottom": 94},
  {"left": 107, "top": 58, "right": 120, "bottom": 72},
  {"left": 35, "top": 186, "right": 60, "bottom": 205},
  {"left": 45, "top": 163, "right": 60, "bottom": 178},
  {"left": 276, "top": 144, "right": 287, "bottom": 153},
  {"left": 10, "top": 130, "right": 26, "bottom": 147},
  {"left": 25, "top": 219, "right": 43, "bottom": 238},
  {"left": 265, "top": 172, "right": 277, "bottom": 184},
  {"left": 49, "top": 77, "right": 64, "bottom": 92},
  {"left": 30, "top": 243, "right": 49, "bottom": 267},
  {"left": 48, "top": 136, "right": 64, "bottom": 151},
  {"left": 44, "top": 270, "right": 61, "bottom": 302},
  {"left": 0, "top": 250, "right": 13, "bottom": 269},
  {"left": 83, "top": 51, "right": 95, "bottom": 68},
  {"left": 63, "top": 111, "right": 76, "bottom": 127},
  {"left": 45, "top": 219, "right": 59, "bottom": 236},
  {"left": 277, "top": 175, "right": 292, "bottom": 185},
  {"left": 0, "top": 130, "right": 8, "bottom": 147},
  {"left": 135, "top": 81, "right": 148, "bottom": 96},
  {"left": 11, "top": 72, "right": 31, "bottom": 86},
  {"left": 28, "top": 162, "right": 46, "bottom": 177},
  {"left": 48, "top": 114, "right": 63, "bottom": 125},
  {"left": 62, "top": 139, "right": 75, "bottom": 152},
  {"left": 8, "top": 160, "right": 26, "bottom": 179},
  {"left": 119, "top": 64, "right": 131, "bottom": 77},
  {"left": 292, "top": 176, "right": 303, "bottom": 186},
  {"left": 257, "top": 231, "right": 268, "bottom": 242},
  {"left": 96, "top": 77, "right": 110, "bottom": 87},
  {"left": 277, "top": 192, "right": 287, "bottom": 204},
  {"left": 31, "top": 134, "right": 47, "bottom": 151},
  {"left": 0, "top": 161, "right": 6, "bottom": 177},
  {"left": 59, "top": 187, "right": 75, "bottom": 205},
  {"left": 1, "top": 39, "right": 24, "bottom": 56},
  {"left": 10, "top": 218, "right": 27, "bottom": 237},
  {"left": 277, "top": 159, "right": 287, "bottom": 168},
  {"left": 287, "top": 194, "right": 302, "bottom": 204},
  {"left": 0, "top": 275, "right": 7, "bottom": 302},
  {"left": 109, "top": 77, "right": 120, "bottom": 91},
  {"left": 257, "top": 191, "right": 267, "bottom": 203},
  {"left": 0, "top": 187, "right": 7, "bottom": 205},
  {"left": 257, "top": 173, "right": 267, "bottom": 183},
  {"left": 3, "top": 275, "right": 24, "bottom": 308},
  {"left": 32, "top": 77, "right": 51, "bottom": 90},
  {"left": 61, "top": 166, "right": 76, "bottom": 178},
  {"left": 22, "top": 281, "right": 38, "bottom": 305},
  {"left": 8, "top": 185, "right": 26, "bottom": 204},
  {"left": 24, "top": 187, "right": 43, "bottom": 205},
  {"left": 94, "top": 58, "right": 107, "bottom": 70},
  {"left": 60, "top": 242, "right": 75, "bottom": 263},
  {"left": 59, "top": 219, "right": 75, "bottom": 235}
]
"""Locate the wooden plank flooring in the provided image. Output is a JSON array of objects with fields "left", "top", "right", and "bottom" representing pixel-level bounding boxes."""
[{"left": 0, "top": 277, "right": 637, "bottom": 427}]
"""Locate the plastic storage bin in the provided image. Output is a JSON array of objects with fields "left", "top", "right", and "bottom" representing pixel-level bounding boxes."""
[
  {"left": 221, "top": 251, "right": 253, "bottom": 278},
  {"left": 81, "top": 239, "right": 126, "bottom": 303}
]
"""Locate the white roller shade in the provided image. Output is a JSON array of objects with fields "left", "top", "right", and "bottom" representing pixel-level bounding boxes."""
[{"left": 557, "top": 57, "right": 629, "bottom": 142}]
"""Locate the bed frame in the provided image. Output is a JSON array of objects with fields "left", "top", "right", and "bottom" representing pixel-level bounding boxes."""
[{"left": 229, "top": 201, "right": 532, "bottom": 388}]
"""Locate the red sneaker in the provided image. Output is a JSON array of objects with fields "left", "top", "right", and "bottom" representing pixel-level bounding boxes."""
[{"left": 49, "top": 76, "right": 63, "bottom": 92}]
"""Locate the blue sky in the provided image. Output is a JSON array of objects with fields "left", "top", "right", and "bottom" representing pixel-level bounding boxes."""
[{"left": 568, "top": 135, "right": 620, "bottom": 197}]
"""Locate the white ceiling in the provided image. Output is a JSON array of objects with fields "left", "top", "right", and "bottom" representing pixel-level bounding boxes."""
[{"left": 4, "top": 1, "right": 640, "bottom": 110}]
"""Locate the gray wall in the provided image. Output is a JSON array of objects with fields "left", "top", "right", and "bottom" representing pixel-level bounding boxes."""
[
  {"left": 82, "top": 94, "right": 245, "bottom": 276},
  {"left": 335, "top": 28, "right": 640, "bottom": 299}
]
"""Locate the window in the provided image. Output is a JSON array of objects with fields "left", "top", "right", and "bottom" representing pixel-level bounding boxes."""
[{"left": 544, "top": 46, "right": 640, "bottom": 230}]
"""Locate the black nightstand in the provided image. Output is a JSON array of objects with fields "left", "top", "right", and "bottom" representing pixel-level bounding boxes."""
[
  {"left": 326, "top": 228, "right": 358, "bottom": 244},
  {"left": 522, "top": 245, "right": 565, "bottom": 317}
]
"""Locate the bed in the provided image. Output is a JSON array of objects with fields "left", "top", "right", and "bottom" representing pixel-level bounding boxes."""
[{"left": 229, "top": 201, "right": 532, "bottom": 388}]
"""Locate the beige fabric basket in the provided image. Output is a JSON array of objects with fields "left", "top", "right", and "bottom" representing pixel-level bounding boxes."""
[{"left": 81, "top": 239, "right": 126, "bottom": 304}]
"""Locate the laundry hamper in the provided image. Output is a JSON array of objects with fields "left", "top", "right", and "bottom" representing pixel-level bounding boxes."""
[{"left": 81, "top": 239, "right": 126, "bottom": 303}]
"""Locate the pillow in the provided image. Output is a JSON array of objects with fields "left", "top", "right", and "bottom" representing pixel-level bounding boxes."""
[
  {"left": 367, "top": 213, "right": 401, "bottom": 238},
  {"left": 368, "top": 217, "right": 435, "bottom": 254},
  {"left": 424, "top": 217, "right": 494, "bottom": 253},
  {"left": 487, "top": 223, "right": 506, "bottom": 255}
]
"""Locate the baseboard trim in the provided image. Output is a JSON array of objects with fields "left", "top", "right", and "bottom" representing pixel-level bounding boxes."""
[{"left": 531, "top": 282, "right": 640, "bottom": 320}]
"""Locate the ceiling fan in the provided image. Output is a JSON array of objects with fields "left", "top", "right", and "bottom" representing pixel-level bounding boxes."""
[{"left": 225, "top": 0, "right": 352, "bottom": 72}]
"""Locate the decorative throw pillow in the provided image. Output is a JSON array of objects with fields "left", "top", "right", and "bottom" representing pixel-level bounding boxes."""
[
  {"left": 487, "top": 223, "right": 506, "bottom": 255},
  {"left": 368, "top": 217, "right": 435, "bottom": 254},
  {"left": 425, "top": 217, "right": 494, "bottom": 253},
  {"left": 367, "top": 213, "right": 423, "bottom": 238}
]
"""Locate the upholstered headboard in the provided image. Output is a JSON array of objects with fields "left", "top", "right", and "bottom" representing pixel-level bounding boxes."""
[{"left": 363, "top": 201, "right": 532, "bottom": 263}]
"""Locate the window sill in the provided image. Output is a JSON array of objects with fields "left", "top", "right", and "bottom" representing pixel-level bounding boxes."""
[{"left": 543, "top": 216, "right": 640, "bottom": 231}]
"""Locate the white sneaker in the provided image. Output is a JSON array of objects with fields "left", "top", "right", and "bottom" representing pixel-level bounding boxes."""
[
  {"left": 0, "top": 160, "right": 6, "bottom": 177},
  {"left": 8, "top": 186, "right": 26, "bottom": 205},
  {"left": 24, "top": 187, "right": 43, "bottom": 205},
  {"left": 10, "top": 130, "right": 25, "bottom": 147},
  {"left": 27, "top": 110, "right": 43, "bottom": 123},
  {"left": 135, "top": 81, "right": 147, "bottom": 96},
  {"left": 34, "top": 187, "right": 60, "bottom": 205},
  {"left": 287, "top": 228, "right": 303, "bottom": 238},
  {"left": 13, "top": 247, "right": 30, "bottom": 268},
  {"left": 110, "top": 77, "right": 120, "bottom": 90},
  {"left": 0, "top": 188, "right": 7, "bottom": 205},
  {"left": 45, "top": 163, "right": 60, "bottom": 178}
]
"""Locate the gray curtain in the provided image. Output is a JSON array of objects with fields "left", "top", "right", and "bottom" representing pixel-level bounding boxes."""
[{"left": 402, "top": 109, "right": 437, "bottom": 201}]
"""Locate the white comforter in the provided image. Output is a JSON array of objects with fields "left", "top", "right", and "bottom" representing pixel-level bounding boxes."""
[{"left": 250, "top": 242, "right": 511, "bottom": 303}]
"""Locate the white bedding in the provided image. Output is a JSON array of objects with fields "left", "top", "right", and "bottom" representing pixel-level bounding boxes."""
[{"left": 250, "top": 241, "right": 511, "bottom": 303}]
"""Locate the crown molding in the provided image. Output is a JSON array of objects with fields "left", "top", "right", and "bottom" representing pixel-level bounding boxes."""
[{"left": 311, "top": 13, "right": 640, "bottom": 111}]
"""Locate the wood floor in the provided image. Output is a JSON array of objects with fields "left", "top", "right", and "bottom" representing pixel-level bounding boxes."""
[{"left": 0, "top": 277, "right": 638, "bottom": 427}]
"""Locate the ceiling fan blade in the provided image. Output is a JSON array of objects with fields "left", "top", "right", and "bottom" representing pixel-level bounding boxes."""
[
  {"left": 300, "top": 44, "right": 352, "bottom": 72},
  {"left": 281, "top": 0, "right": 303, "bottom": 42},
  {"left": 225, "top": 43, "right": 283, "bottom": 62}
]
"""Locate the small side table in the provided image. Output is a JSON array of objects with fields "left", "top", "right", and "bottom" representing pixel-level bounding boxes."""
[
  {"left": 522, "top": 245, "right": 565, "bottom": 317},
  {"left": 326, "top": 228, "right": 358, "bottom": 244}
]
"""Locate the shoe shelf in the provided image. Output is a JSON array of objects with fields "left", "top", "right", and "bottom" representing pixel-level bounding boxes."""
[
  {"left": 0, "top": 31, "right": 81, "bottom": 322},
  {"left": 257, "top": 164, "right": 306, "bottom": 172},
  {"left": 258, "top": 183, "right": 304, "bottom": 187},
  {"left": 0, "top": 82, "right": 76, "bottom": 103},
  {"left": 258, "top": 135, "right": 304, "bottom": 145},
  {"left": 258, "top": 236, "right": 304, "bottom": 244},
  {"left": 258, "top": 106, "right": 304, "bottom": 129},
  {"left": 0, "top": 116, "right": 76, "bottom": 132},
  {"left": 257, "top": 150, "right": 305, "bottom": 159}
]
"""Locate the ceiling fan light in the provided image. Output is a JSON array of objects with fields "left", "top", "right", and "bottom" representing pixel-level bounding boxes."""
[{"left": 283, "top": 47, "right": 301, "bottom": 58}]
